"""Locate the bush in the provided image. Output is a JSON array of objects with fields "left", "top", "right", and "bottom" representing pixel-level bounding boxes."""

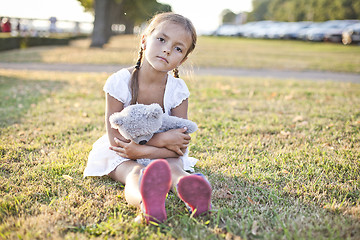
[
  {"left": 0, "top": 35, "right": 87, "bottom": 51},
  {"left": 0, "top": 36, "right": 21, "bottom": 51}
]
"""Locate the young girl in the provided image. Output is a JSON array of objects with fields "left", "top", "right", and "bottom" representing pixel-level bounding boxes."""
[{"left": 84, "top": 12, "right": 211, "bottom": 224}]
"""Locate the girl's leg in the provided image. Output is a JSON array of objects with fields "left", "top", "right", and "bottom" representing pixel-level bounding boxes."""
[
  {"left": 109, "top": 160, "right": 144, "bottom": 207},
  {"left": 165, "top": 157, "right": 190, "bottom": 190},
  {"left": 109, "top": 159, "right": 172, "bottom": 223},
  {"left": 166, "top": 157, "right": 212, "bottom": 217}
]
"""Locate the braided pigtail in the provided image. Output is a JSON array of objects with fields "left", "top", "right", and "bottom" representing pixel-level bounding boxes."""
[
  {"left": 130, "top": 47, "right": 144, "bottom": 105},
  {"left": 173, "top": 68, "right": 179, "bottom": 78},
  {"left": 135, "top": 47, "right": 143, "bottom": 70}
]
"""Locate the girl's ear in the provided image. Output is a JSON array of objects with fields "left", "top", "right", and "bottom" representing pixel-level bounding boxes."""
[{"left": 141, "top": 35, "right": 147, "bottom": 50}]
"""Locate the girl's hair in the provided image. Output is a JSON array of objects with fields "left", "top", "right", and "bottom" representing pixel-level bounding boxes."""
[{"left": 130, "top": 12, "right": 197, "bottom": 105}]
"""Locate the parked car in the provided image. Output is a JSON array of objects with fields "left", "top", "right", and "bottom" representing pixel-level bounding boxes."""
[
  {"left": 296, "top": 22, "right": 322, "bottom": 40},
  {"left": 236, "top": 21, "right": 259, "bottom": 37},
  {"left": 214, "top": 24, "right": 241, "bottom": 36},
  {"left": 324, "top": 20, "right": 360, "bottom": 42},
  {"left": 307, "top": 20, "right": 360, "bottom": 42},
  {"left": 213, "top": 19, "right": 360, "bottom": 45},
  {"left": 279, "top": 21, "right": 313, "bottom": 39},
  {"left": 342, "top": 23, "right": 360, "bottom": 45},
  {"left": 243, "top": 21, "right": 276, "bottom": 38},
  {"left": 263, "top": 22, "right": 289, "bottom": 39}
]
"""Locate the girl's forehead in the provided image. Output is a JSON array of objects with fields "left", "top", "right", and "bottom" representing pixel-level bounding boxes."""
[{"left": 151, "top": 22, "right": 192, "bottom": 47}]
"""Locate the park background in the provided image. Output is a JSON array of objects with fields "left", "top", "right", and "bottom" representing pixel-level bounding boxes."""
[{"left": 1, "top": 0, "right": 360, "bottom": 239}]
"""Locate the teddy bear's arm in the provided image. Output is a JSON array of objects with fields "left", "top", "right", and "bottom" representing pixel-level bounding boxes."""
[{"left": 159, "top": 115, "right": 198, "bottom": 134}]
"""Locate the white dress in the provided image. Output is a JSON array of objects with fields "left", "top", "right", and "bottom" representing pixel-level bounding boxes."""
[{"left": 83, "top": 69, "right": 198, "bottom": 177}]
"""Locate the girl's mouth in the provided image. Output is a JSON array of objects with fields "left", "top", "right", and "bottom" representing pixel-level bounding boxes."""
[{"left": 157, "top": 56, "right": 169, "bottom": 63}]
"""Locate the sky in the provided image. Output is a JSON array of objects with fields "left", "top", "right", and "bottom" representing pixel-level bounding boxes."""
[
  {"left": 0, "top": 0, "right": 253, "bottom": 33},
  {"left": 158, "top": 0, "right": 253, "bottom": 33}
]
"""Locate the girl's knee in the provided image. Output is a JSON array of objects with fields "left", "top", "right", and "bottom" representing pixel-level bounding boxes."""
[
  {"left": 129, "top": 164, "right": 145, "bottom": 177},
  {"left": 166, "top": 158, "right": 189, "bottom": 181},
  {"left": 166, "top": 157, "right": 183, "bottom": 168},
  {"left": 109, "top": 161, "right": 144, "bottom": 183}
]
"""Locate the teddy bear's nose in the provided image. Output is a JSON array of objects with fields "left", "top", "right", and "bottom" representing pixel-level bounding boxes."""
[{"left": 139, "top": 140, "right": 147, "bottom": 145}]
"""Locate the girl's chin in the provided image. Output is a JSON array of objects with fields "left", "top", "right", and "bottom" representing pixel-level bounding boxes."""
[{"left": 148, "top": 64, "right": 173, "bottom": 73}]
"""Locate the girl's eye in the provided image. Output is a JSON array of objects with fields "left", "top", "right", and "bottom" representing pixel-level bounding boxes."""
[
  {"left": 157, "top": 37, "right": 165, "bottom": 42},
  {"left": 175, "top": 47, "right": 182, "bottom": 53}
]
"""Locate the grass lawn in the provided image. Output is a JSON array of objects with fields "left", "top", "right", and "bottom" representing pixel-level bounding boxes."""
[
  {"left": 0, "top": 35, "right": 360, "bottom": 73},
  {"left": 0, "top": 64, "right": 359, "bottom": 239},
  {"left": 1, "top": 36, "right": 360, "bottom": 239}
]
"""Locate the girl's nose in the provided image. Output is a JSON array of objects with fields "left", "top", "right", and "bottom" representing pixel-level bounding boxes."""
[{"left": 163, "top": 48, "right": 170, "bottom": 55}]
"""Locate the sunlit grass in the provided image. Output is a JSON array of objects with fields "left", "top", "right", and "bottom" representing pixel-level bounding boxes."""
[
  {"left": 192, "top": 37, "right": 360, "bottom": 73},
  {"left": 1, "top": 69, "right": 359, "bottom": 239},
  {"left": 0, "top": 35, "right": 360, "bottom": 73}
]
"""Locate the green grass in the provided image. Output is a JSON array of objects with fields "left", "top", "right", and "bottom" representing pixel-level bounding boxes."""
[
  {"left": 0, "top": 68, "right": 359, "bottom": 239},
  {"left": 192, "top": 37, "right": 360, "bottom": 73},
  {"left": 0, "top": 35, "right": 360, "bottom": 73}
]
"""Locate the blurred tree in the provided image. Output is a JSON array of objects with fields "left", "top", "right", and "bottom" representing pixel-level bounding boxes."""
[
  {"left": 119, "top": 0, "right": 171, "bottom": 34},
  {"left": 248, "top": 0, "right": 360, "bottom": 22},
  {"left": 248, "top": 0, "right": 270, "bottom": 21},
  {"left": 77, "top": 0, "right": 93, "bottom": 12},
  {"left": 267, "top": 0, "right": 295, "bottom": 21},
  {"left": 77, "top": 0, "right": 171, "bottom": 47},
  {"left": 221, "top": 9, "right": 237, "bottom": 24},
  {"left": 90, "top": 0, "right": 110, "bottom": 47}
]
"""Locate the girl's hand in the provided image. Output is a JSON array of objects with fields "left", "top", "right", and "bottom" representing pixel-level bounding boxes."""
[
  {"left": 160, "top": 127, "right": 191, "bottom": 156},
  {"left": 110, "top": 138, "right": 147, "bottom": 160}
]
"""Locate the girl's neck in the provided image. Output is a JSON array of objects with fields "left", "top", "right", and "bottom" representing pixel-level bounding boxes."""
[{"left": 138, "top": 61, "right": 168, "bottom": 85}]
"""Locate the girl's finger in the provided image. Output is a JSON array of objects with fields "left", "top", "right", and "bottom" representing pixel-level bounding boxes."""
[
  {"left": 116, "top": 152, "right": 126, "bottom": 158},
  {"left": 114, "top": 137, "right": 131, "bottom": 146},
  {"left": 179, "top": 127, "right": 187, "bottom": 132},
  {"left": 176, "top": 148, "right": 184, "bottom": 156},
  {"left": 114, "top": 137, "right": 123, "bottom": 146},
  {"left": 183, "top": 134, "right": 191, "bottom": 140},
  {"left": 109, "top": 146, "right": 124, "bottom": 153}
]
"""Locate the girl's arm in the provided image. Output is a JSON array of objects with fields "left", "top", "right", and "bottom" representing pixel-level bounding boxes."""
[
  {"left": 105, "top": 93, "right": 127, "bottom": 146},
  {"left": 110, "top": 137, "right": 181, "bottom": 160},
  {"left": 106, "top": 93, "right": 182, "bottom": 159},
  {"left": 146, "top": 99, "right": 191, "bottom": 155}
]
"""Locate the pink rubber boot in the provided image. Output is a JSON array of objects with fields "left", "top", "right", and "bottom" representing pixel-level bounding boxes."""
[
  {"left": 140, "top": 159, "right": 172, "bottom": 224},
  {"left": 177, "top": 174, "right": 212, "bottom": 217}
]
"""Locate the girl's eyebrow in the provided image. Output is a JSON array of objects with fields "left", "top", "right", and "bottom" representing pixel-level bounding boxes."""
[{"left": 160, "top": 32, "right": 186, "bottom": 47}]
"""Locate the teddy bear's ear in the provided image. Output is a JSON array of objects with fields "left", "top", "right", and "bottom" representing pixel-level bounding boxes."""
[
  {"left": 147, "top": 104, "right": 163, "bottom": 119},
  {"left": 113, "top": 117, "right": 124, "bottom": 126},
  {"left": 109, "top": 113, "right": 124, "bottom": 127}
]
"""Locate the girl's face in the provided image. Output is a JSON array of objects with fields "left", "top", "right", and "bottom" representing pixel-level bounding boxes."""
[{"left": 142, "top": 22, "right": 192, "bottom": 74}]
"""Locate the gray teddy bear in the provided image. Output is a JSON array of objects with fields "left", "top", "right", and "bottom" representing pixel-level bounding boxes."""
[{"left": 109, "top": 103, "right": 198, "bottom": 145}]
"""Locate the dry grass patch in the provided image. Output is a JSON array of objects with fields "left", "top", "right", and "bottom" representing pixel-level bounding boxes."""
[{"left": 1, "top": 36, "right": 360, "bottom": 73}]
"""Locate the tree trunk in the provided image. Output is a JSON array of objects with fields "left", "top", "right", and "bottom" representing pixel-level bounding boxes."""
[
  {"left": 90, "top": 0, "right": 111, "bottom": 48},
  {"left": 107, "top": 0, "right": 124, "bottom": 39},
  {"left": 124, "top": 20, "right": 134, "bottom": 34}
]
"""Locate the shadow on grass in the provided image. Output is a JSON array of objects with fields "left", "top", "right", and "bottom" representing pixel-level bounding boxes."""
[
  {"left": 0, "top": 46, "right": 54, "bottom": 63},
  {"left": 76, "top": 167, "right": 358, "bottom": 239},
  {"left": 192, "top": 169, "right": 359, "bottom": 239},
  {"left": 0, "top": 73, "right": 66, "bottom": 128}
]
